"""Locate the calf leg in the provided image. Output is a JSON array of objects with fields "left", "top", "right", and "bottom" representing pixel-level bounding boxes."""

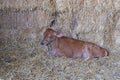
[{"left": 83, "top": 46, "right": 92, "bottom": 60}]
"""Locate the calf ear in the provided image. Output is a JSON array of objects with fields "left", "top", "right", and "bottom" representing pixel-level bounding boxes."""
[
  {"left": 54, "top": 32, "right": 63, "bottom": 37},
  {"left": 56, "top": 33, "right": 63, "bottom": 37}
]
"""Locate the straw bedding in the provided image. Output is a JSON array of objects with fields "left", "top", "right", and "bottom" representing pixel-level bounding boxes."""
[{"left": 0, "top": 0, "right": 120, "bottom": 80}]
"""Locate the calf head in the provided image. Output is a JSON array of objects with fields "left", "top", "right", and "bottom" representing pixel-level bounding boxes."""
[{"left": 41, "top": 28, "right": 63, "bottom": 46}]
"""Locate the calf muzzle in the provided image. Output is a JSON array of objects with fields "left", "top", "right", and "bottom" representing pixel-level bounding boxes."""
[{"left": 40, "top": 42, "right": 44, "bottom": 46}]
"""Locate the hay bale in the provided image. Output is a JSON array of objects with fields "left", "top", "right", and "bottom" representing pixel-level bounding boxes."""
[
  {"left": 0, "top": 9, "right": 51, "bottom": 52},
  {"left": 0, "top": 0, "right": 42, "bottom": 10}
]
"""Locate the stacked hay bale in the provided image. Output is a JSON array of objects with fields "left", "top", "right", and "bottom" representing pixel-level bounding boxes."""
[{"left": 0, "top": 0, "right": 120, "bottom": 52}]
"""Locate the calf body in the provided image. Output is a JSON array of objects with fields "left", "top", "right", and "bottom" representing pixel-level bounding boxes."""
[{"left": 41, "top": 28, "right": 109, "bottom": 59}]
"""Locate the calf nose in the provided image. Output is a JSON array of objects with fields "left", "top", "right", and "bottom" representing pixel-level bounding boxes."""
[{"left": 40, "top": 42, "right": 44, "bottom": 45}]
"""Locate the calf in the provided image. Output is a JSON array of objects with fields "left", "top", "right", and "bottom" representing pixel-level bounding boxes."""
[{"left": 40, "top": 28, "right": 109, "bottom": 60}]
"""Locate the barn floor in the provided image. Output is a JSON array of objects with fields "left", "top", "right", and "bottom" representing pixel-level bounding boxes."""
[{"left": 0, "top": 46, "right": 120, "bottom": 80}]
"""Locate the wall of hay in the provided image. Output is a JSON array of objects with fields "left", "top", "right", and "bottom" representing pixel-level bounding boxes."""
[
  {"left": 0, "top": 0, "right": 120, "bottom": 53},
  {"left": 1, "top": 0, "right": 120, "bottom": 80}
]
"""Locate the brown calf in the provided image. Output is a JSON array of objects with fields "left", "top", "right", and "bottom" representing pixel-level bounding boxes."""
[{"left": 41, "top": 28, "right": 109, "bottom": 60}]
